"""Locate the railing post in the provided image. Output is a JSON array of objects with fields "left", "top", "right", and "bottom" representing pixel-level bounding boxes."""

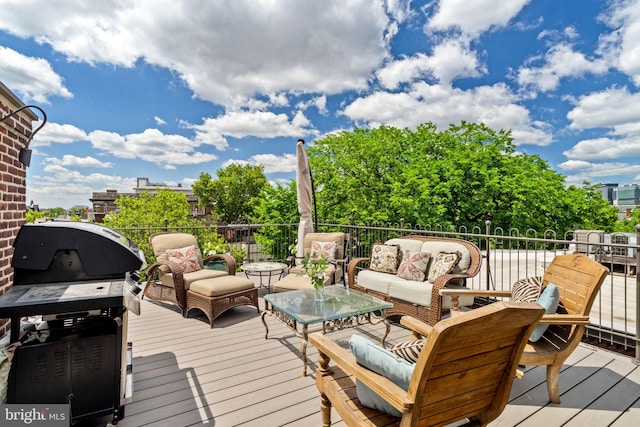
[
  {"left": 485, "top": 220, "right": 491, "bottom": 290},
  {"left": 635, "top": 224, "right": 640, "bottom": 365}
]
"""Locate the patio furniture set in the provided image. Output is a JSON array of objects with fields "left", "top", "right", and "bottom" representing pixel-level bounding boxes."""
[{"left": 141, "top": 231, "right": 610, "bottom": 425}]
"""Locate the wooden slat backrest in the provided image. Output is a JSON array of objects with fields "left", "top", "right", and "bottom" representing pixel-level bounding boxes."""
[
  {"left": 407, "top": 302, "right": 544, "bottom": 426},
  {"left": 542, "top": 254, "right": 607, "bottom": 316}
]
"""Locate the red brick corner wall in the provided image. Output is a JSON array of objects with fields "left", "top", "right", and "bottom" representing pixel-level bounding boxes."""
[{"left": 0, "top": 87, "right": 35, "bottom": 337}]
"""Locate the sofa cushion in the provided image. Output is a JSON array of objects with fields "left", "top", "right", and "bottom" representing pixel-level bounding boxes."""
[
  {"left": 151, "top": 233, "right": 205, "bottom": 274},
  {"left": 388, "top": 279, "right": 475, "bottom": 309},
  {"left": 350, "top": 334, "right": 414, "bottom": 417},
  {"left": 160, "top": 268, "right": 227, "bottom": 290},
  {"left": 396, "top": 250, "right": 430, "bottom": 281},
  {"left": 369, "top": 243, "right": 400, "bottom": 274},
  {"left": 427, "top": 251, "right": 461, "bottom": 282},
  {"left": 166, "top": 245, "right": 202, "bottom": 273},
  {"left": 356, "top": 269, "right": 394, "bottom": 294},
  {"left": 385, "top": 238, "right": 424, "bottom": 255}
]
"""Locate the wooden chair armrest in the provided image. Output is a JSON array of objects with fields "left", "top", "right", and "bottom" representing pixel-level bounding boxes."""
[
  {"left": 538, "top": 314, "right": 590, "bottom": 325},
  {"left": 309, "top": 333, "right": 413, "bottom": 413},
  {"left": 399, "top": 316, "right": 433, "bottom": 339},
  {"left": 439, "top": 288, "right": 513, "bottom": 298}
]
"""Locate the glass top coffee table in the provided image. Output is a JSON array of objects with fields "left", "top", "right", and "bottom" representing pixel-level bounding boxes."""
[{"left": 262, "top": 285, "right": 393, "bottom": 376}]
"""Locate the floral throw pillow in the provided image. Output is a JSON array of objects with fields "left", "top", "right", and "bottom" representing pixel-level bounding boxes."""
[
  {"left": 310, "top": 240, "right": 337, "bottom": 262},
  {"left": 427, "top": 251, "right": 461, "bottom": 282},
  {"left": 369, "top": 243, "right": 400, "bottom": 274},
  {"left": 166, "top": 245, "right": 202, "bottom": 273},
  {"left": 396, "top": 250, "right": 431, "bottom": 281}
]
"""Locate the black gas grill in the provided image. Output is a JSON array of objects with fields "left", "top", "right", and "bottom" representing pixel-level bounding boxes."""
[{"left": 0, "top": 221, "right": 145, "bottom": 425}]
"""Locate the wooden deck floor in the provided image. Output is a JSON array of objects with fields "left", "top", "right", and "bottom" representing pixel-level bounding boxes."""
[{"left": 117, "top": 295, "right": 640, "bottom": 427}]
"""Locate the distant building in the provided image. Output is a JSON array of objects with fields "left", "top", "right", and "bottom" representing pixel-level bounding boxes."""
[
  {"left": 90, "top": 177, "right": 210, "bottom": 223},
  {"left": 596, "top": 183, "right": 640, "bottom": 218}
]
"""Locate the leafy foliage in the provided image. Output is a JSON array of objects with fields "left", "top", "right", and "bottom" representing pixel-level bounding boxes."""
[
  {"left": 304, "top": 122, "right": 619, "bottom": 234},
  {"left": 614, "top": 207, "right": 640, "bottom": 232},
  {"left": 193, "top": 163, "right": 269, "bottom": 223}
]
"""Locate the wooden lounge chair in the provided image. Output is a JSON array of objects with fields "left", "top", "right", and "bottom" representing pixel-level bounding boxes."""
[
  {"left": 440, "top": 253, "right": 609, "bottom": 403},
  {"left": 309, "top": 301, "right": 544, "bottom": 426}
]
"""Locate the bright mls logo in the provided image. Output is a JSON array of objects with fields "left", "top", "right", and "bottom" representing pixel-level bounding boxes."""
[{"left": 1, "top": 405, "right": 68, "bottom": 426}]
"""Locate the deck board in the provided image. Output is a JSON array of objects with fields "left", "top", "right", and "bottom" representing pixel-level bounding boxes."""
[{"left": 116, "top": 296, "right": 640, "bottom": 427}]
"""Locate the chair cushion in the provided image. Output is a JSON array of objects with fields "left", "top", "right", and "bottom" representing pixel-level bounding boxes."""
[
  {"left": 529, "top": 283, "right": 560, "bottom": 342},
  {"left": 369, "top": 243, "right": 400, "bottom": 274},
  {"left": 427, "top": 251, "right": 461, "bottom": 282},
  {"left": 511, "top": 276, "right": 543, "bottom": 303},
  {"left": 190, "top": 276, "right": 255, "bottom": 297},
  {"left": 349, "top": 334, "right": 414, "bottom": 417},
  {"left": 272, "top": 273, "right": 332, "bottom": 292},
  {"left": 389, "top": 339, "right": 426, "bottom": 363},
  {"left": 396, "top": 250, "right": 430, "bottom": 281},
  {"left": 166, "top": 245, "right": 202, "bottom": 273},
  {"left": 151, "top": 233, "right": 205, "bottom": 274},
  {"left": 160, "top": 268, "right": 227, "bottom": 290},
  {"left": 303, "top": 232, "right": 346, "bottom": 260}
]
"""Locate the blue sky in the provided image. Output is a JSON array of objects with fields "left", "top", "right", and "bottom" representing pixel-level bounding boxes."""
[{"left": 1, "top": 0, "right": 639, "bottom": 209}]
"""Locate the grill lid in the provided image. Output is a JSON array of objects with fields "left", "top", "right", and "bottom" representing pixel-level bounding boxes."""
[{"left": 12, "top": 222, "right": 145, "bottom": 285}]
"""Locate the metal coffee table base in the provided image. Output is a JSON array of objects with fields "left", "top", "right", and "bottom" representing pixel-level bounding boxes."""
[{"left": 261, "top": 304, "right": 390, "bottom": 376}]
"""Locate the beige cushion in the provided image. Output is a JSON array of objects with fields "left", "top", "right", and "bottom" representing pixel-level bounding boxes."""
[
  {"left": 273, "top": 273, "right": 332, "bottom": 292},
  {"left": 355, "top": 269, "right": 393, "bottom": 294},
  {"left": 151, "top": 233, "right": 205, "bottom": 274},
  {"left": 289, "top": 264, "right": 337, "bottom": 282},
  {"left": 303, "top": 232, "right": 345, "bottom": 260},
  {"left": 160, "top": 268, "right": 227, "bottom": 290},
  {"left": 190, "top": 276, "right": 255, "bottom": 297},
  {"left": 388, "top": 279, "right": 474, "bottom": 309}
]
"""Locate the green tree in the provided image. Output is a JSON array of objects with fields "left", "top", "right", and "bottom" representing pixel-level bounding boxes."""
[
  {"left": 102, "top": 189, "right": 218, "bottom": 269},
  {"left": 306, "top": 122, "right": 618, "bottom": 234},
  {"left": 250, "top": 181, "right": 298, "bottom": 260},
  {"left": 193, "top": 164, "right": 269, "bottom": 223},
  {"left": 25, "top": 210, "right": 46, "bottom": 223},
  {"left": 614, "top": 207, "right": 640, "bottom": 232}
]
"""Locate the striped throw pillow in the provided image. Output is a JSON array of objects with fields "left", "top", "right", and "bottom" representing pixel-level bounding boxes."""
[
  {"left": 389, "top": 339, "right": 425, "bottom": 363},
  {"left": 511, "top": 276, "right": 543, "bottom": 303}
]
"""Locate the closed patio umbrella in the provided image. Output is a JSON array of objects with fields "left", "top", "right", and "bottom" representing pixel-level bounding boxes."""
[{"left": 296, "top": 139, "right": 315, "bottom": 261}]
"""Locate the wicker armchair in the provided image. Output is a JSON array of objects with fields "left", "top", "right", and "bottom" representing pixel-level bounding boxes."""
[
  {"left": 143, "top": 232, "right": 236, "bottom": 314},
  {"left": 287, "top": 232, "right": 350, "bottom": 284}
]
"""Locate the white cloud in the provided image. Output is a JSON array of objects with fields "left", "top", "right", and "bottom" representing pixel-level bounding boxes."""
[
  {"left": 0, "top": 1, "right": 394, "bottom": 107},
  {"left": 567, "top": 87, "right": 640, "bottom": 130},
  {"left": 31, "top": 122, "right": 88, "bottom": 147},
  {"left": 517, "top": 42, "right": 609, "bottom": 92},
  {"left": 425, "top": 0, "right": 532, "bottom": 37},
  {"left": 193, "top": 110, "right": 317, "bottom": 141},
  {"left": 249, "top": 153, "right": 297, "bottom": 174},
  {"left": 603, "top": 0, "right": 640, "bottom": 84},
  {"left": 341, "top": 82, "right": 552, "bottom": 146},
  {"left": 154, "top": 116, "right": 166, "bottom": 126},
  {"left": 48, "top": 154, "right": 112, "bottom": 168},
  {"left": 0, "top": 46, "right": 72, "bottom": 103},
  {"left": 563, "top": 136, "right": 640, "bottom": 160},
  {"left": 560, "top": 160, "right": 640, "bottom": 185}
]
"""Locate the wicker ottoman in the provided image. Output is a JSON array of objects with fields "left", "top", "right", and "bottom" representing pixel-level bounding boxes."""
[
  {"left": 186, "top": 275, "right": 259, "bottom": 327},
  {"left": 272, "top": 273, "right": 332, "bottom": 293}
]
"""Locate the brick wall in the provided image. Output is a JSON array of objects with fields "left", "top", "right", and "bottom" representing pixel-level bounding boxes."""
[{"left": 0, "top": 85, "right": 36, "bottom": 337}]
